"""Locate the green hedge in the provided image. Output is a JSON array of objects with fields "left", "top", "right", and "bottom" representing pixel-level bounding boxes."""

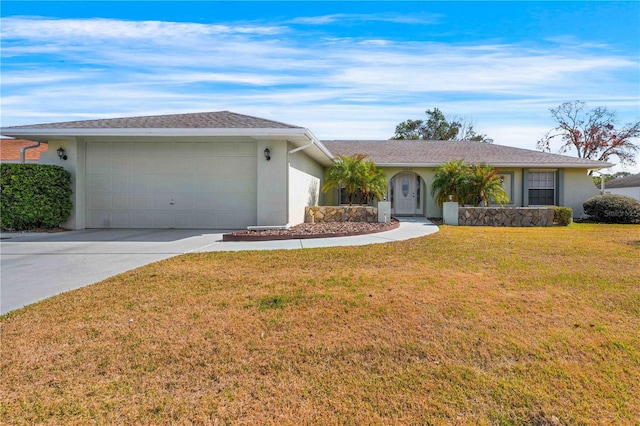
[
  {"left": 583, "top": 194, "right": 640, "bottom": 224},
  {"left": 1, "top": 164, "right": 73, "bottom": 230},
  {"left": 553, "top": 206, "right": 573, "bottom": 226}
]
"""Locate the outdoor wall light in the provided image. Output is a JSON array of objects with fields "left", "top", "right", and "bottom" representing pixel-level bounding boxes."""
[
  {"left": 57, "top": 147, "right": 68, "bottom": 161},
  {"left": 264, "top": 148, "right": 271, "bottom": 161}
]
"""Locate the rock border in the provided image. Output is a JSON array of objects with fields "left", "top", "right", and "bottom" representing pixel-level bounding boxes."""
[{"left": 223, "top": 219, "right": 400, "bottom": 242}]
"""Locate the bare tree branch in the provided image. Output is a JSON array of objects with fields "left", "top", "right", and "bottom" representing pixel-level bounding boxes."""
[{"left": 538, "top": 101, "right": 640, "bottom": 166}]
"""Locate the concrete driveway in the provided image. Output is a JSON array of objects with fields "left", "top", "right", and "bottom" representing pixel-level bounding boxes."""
[
  {"left": 1, "top": 219, "right": 438, "bottom": 315},
  {"left": 0, "top": 229, "right": 230, "bottom": 315}
]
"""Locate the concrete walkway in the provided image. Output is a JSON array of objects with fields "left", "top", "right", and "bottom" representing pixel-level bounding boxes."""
[{"left": 0, "top": 218, "right": 437, "bottom": 314}]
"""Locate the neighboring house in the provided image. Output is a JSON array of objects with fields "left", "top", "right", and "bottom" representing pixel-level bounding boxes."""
[
  {"left": 0, "top": 138, "right": 48, "bottom": 162},
  {"left": 0, "top": 111, "right": 610, "bottom": 230},
  {"left": 605, "top": 173, "right": 640, "bottom": 200}
]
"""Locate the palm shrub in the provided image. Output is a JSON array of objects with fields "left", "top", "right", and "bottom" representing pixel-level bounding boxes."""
[
  {"left": 322, "top": 154, "right": 388, "bottom": 205},
  {"left": 430, "top": 159, "right": 468, "bottom": 206},
  {"left": 466, "top": 163, "right": 510, "bottom": 207},
  {"left": 358, "top": 160, "right": 387, "bottom": 204},
  {"left": 431, "top": 160, "right": 509, "bottom": 207}
]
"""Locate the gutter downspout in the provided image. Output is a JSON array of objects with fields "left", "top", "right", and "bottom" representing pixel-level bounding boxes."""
[{"left": 20, "top": 141, "right": 42, "bottom": 164}]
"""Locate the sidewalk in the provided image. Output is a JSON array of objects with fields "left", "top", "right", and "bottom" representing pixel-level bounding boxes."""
[{"left": 192, "top": 217, "right": 439, "bottom": 252}]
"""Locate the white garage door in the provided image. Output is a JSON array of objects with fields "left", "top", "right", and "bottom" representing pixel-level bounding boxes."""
[{"left": 86, "top": 140, "right": 257, "bottom": 229}]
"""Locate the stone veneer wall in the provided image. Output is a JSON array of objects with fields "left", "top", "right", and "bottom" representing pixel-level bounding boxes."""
[
  {"left": 305, "top": 206, "right": 378, "bottom": 223},
  {"left": 459, "top": 207, "right": 554, "bottom": 227}
]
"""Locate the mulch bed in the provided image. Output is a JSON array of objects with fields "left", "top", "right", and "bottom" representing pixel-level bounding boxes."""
[{"left": 223, "top": 219, "right": 401, "bottom": 241}]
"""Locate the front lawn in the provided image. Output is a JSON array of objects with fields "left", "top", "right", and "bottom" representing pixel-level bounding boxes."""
[{"left": 2, "top": 224, "right": 639, "bottom": 424}]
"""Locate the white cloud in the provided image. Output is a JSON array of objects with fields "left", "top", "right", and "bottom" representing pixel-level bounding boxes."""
[
  {"left": 0, "top": 17, "right": 284, "bottom": 40},
  {"left": 288, "top": 12, "right": 441, "bottom": 26},
  {"left": 1, "top": 16, "right": 638, "bottom": 169}
]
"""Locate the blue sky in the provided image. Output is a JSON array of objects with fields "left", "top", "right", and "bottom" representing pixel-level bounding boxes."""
[{"left": 2, "top": 1, "right": 639, "bottom": 171}]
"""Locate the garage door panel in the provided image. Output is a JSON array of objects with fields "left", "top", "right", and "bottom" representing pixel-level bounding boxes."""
[
  {"left": 152, "top": 142, "right": 184, "bottom": 156},
  {"left": 87, "top": 141, "right": 111, "bottom": 155},
  {"left": 112, "top": 212, "right": 131, "bottom": 227},
  {"left": 111, "top": 175, "right": 131, "bottom": 192},
  {"left": 111, "top": 142, "right": 131, "bottom": 155},
  {"left": 88, "top": 212, "right": 109, "bottom": 228},
  {"left": 152, "top": 176, "right": 178, "bottom": 193},
  {"left": 89, "top": 195, "right": 109, "bottom": 210},
  {"left": 132, "top": 195, "right": 153, "bottom": 209},
  {"left": 131, "top": 176, "right": 152, "bottom": 192},
  {"left": 193, "top": 195, "right": 215, "bottom": 210},
  {"left": 87, "top": 156, "right": 111, "bottom": 174},
  {"left": 111, "top": 157, "right": 133, "bottom": 174},
  {"left": 112, "top": 195, "right": 132, "bottom": 209},
  {"left": 86, "top": 140, "right": 258, "bottom": 229},
  {"left": 88, "top": 175, "right": 111, "bottom": 192},
  {"left": 134, "top": 158, "right": 157, "bottom": 175}
]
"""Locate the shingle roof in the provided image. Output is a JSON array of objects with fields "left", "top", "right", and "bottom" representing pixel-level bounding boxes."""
[
  {"left": 321, "top": 140, "right": 610, "bottom": 168},
  {"left": 0, "top": 139, "right": 48, "bottom": 161},
  {"left": 3, "top": 111, "right": 302, "bottom": 130},
  {"left": 605, "top": 173, "right": 640, "bottom": 188}
]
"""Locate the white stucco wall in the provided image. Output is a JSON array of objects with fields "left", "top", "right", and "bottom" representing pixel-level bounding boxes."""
[
  {"left": 36, "top": 138, "right": 85, "bottom": 229},
  {"left": 378, "top": 166, "right": 597, "bottom": 218},
  {"left": 287, "top": 143, "right": 325, "bottom": 226},
  {"left": 562, "top": 169, "right": 601, "bottom": 217},
  {"left": 256, "top": 139, "right": 288, "bottom": 226},
  {"left": 605, "top": 187, "right": 640, "bottom": 200}
]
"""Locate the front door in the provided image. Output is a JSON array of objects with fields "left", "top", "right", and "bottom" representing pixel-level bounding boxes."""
[{"left": 394, "top": 172, "right": 418, "bottom": 215}]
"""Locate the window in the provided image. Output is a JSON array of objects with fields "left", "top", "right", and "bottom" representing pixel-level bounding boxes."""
[{"left": 528, "top": 171, "right": 555, "bottom": 205}]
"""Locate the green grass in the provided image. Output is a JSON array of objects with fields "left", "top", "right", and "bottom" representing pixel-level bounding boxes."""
[{"left": 1, "top": 223, "right": 639, "bottom": 424}]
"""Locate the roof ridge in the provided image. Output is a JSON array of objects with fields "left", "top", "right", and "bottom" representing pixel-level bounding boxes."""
[
  {"left": 321, "top": 139, "right": 611, "bottom": 167},
  {"left": 2, "top": 111, "right": 303, "bottom": 130},
  {"left": 220, "top": 111, "right": 303, "bottom": 129}
]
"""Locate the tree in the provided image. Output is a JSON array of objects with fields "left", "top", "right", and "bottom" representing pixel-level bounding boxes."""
[
  {"left": 592, "top": 171, "right": 631, "bottom": 187},
  {"left": 430, "top": 159, "right": 468, "bottom": 206},
  {"left": 357, "top": 160, "right": 388, "bottom": 205},
  {"left": 537, "top": 101, "right": 640, "bottom": 168},
  {"left": 322, "top": 154, "right": 388, "bottom": 206},
  {"left": 392, "top": 108, "right": 493, "bottom": 143},
  {"left": 430, "top": 160, "right": 509, "bottom": 207},
  {"left": 465, "top": 163, "right": 509, "bottom": 207}
]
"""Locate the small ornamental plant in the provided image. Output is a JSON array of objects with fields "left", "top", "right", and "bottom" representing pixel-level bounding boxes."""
[{"left": 553, "top": 206, "right": 573, "bottom": 226}]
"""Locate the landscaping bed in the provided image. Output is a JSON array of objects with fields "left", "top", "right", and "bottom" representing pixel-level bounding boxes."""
[{"left": 223, "top": 218, "right": 400, "bottom": 241}]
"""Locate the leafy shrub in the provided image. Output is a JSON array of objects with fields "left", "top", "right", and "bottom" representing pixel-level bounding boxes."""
[
  {"left": 1, "top": 164, "right": 72, "bottom": 230},
  {"left": 583, "top": 194, "right": 640, "bottom": 224},
  {"left": 553, "top": 206, "right": 573, "bottom": 226}
]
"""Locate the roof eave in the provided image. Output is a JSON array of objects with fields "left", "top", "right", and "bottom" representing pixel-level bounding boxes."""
[
  {"left": 0, "top": 127, "right": 336, "bottom": 166},
  {"left": 376, "top": 162, "right": 613, "bottom": 169}
]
